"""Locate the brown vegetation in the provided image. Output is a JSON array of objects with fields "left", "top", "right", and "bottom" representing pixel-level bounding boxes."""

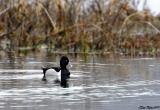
[{"left": 0, "top": 0, "right": 160, "bottom": 56}]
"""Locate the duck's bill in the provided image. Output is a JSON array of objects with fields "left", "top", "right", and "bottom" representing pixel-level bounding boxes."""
[{"left": 67, "top": 62, "right": 72, "bottom": 69}]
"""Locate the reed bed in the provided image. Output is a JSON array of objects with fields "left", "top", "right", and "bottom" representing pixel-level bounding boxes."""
[{"left": 0, "top": 0, "right": 160, "bottom": 56}]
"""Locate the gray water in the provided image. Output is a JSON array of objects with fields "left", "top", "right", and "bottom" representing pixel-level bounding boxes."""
[{"left": 0, "top": 54, "right": 160, "bottom": 110}]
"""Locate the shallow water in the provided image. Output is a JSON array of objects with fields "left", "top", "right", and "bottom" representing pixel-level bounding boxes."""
[{"left": 0, "top": 54, "right": 160, "bottom": 110}]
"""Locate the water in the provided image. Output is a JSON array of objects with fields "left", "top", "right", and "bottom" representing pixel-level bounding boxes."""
[{"left": 0, "top": 53, "right": 160, "bottom": 110}]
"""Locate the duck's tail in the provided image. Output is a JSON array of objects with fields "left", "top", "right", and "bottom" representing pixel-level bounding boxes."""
[
  {"left": 41, "top": 66, "right": 48, "bottom": 81},
  {"left": 41, "top": 66, "right": 48, "bottom": 74}
]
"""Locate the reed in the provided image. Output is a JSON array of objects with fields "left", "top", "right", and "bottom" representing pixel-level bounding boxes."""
[{"left": 0, "top": 0, "right": 159, "bottom": 56}]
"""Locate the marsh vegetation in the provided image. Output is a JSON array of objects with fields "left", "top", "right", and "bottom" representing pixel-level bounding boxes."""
[{"left": 0, "top": 0, "right": 160, "bottom": 56}]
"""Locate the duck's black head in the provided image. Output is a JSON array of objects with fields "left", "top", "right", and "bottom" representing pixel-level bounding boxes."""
[{"left": 60, "top": 56, "right": 69, "bottom": 69}]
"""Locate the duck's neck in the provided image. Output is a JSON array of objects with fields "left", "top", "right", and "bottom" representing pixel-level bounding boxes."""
[{"left": 61, "top": 66, "right": 67, "bottom": 70}]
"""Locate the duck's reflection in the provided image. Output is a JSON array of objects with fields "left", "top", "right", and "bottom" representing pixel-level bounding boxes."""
[
  {"left": 60, "top": 80, "right": 69, "bottom": 88},
  {"left": 42, "top": 78, "right": 69, "bottom": 88}
]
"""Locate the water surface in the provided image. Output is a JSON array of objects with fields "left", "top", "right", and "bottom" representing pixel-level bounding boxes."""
[{"left": 0, "top": 54, "right": 160, "bottom": 110}]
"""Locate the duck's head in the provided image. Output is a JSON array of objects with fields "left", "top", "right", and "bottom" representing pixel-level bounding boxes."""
[{"left": 60, "top": 56, "right": 69, "bottom": 69}]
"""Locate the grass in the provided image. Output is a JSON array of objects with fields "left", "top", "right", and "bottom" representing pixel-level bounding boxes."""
[{"left": 0, "top": 0, "right": 160, "bottom": 57}]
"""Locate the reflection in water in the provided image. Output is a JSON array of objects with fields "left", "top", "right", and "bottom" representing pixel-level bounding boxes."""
[
  {"left": 42, "top": 79, "right": 69, "bottom": 88},
  {"left": 0, "top": 53, "right": 160, "bottom": 110}
]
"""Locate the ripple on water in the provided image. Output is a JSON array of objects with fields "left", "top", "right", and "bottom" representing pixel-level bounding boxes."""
[
  {"left": 0, "top": 57, "right": 160, "bottom": 110},
  {"left": 1, "top": 79, "right": 160, "bottom": 104}
]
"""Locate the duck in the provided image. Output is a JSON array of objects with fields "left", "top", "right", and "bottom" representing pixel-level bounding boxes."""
[{"left": 42, "top": 56, "right": 71, "bottom": 87}]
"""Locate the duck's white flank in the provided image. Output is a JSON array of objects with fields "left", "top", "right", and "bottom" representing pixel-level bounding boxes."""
[{"left": 45, "top": 69, "right": 61, "bottom": 81}]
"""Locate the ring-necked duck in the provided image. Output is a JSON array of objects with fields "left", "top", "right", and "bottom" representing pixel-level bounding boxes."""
[{"left": 42, "top": 56, "right": 71, "bottom": 87}]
